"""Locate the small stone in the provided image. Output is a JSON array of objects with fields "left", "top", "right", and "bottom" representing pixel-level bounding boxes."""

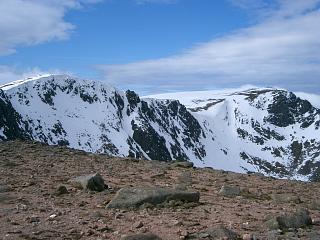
[
  {"left": 56, "top": 185, "right": 69, "bottom": 195},
  {"left": 90, "top": 211, "right": 104, "bottom": 219},
  {"left": 97, "top": 226, "right": 110, "bottom": 232},
  {"left": 16, "top": 204, "right": 28, "bottom": 211},
  {"left": 242, "top": 233, "right": 254, "bottom": 240},
  {"left": 49, "top": 214, "right": 57, "bottom": 219},
  {"left": 115, "top": 213, "right": 124, "bottom": 220},
  {"left": 133, "top": 221, "right": 144, "bottom": 228},
  {"left": 172, "top": 161, "right": 194, "bottom": 168},
  {"left": 86, "top": 229, "right": 95, "bottom": 236},
  {"left": 27, "top": 215, "right": 40, "bottom": 223},
  {"left": 179, "top": 230, "right": 188, "bottom": 237},
  {"left": 172, "top": 220, "right": 183, "bottom": 226}
]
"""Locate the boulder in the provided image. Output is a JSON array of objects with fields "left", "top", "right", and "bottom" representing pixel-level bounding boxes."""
[
  {"left": 219, "top": 185, "right": 241, "bottom": 198},
  {"left": 0, "top": 185, "right": 12, "bottom": 193},
  {"left": 121, "top": 233, "right": 162, "bottom": 240},
  {"left": 270, "top": 193, "right": 301, "bottom": 204},
  {"left": 69, "top": 173, "right": 107, "bottom": 192},
  {"left": 106, "top": 186, "right": 200, "bottom": 209},
  {"left": 172, "top": 161, "right": 194, "bottom": 168},
  {"left": 186, "top": 226, "right": 239, "bottom": 240},
  {"left": 266, "top": 208, "right": 312, "bottom": 230},
  {"left": 56, "top": 185, "right": 69, "bottom": 196},
  {"left": 309, "top": 200, "right": 320, "bottom": 210}
]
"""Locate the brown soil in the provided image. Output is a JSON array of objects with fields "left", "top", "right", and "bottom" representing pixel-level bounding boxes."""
[{"left": 0, "top": 140, "right": 320, "bottom": 240}]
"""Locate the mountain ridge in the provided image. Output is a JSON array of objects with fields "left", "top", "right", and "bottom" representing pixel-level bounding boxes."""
[{"left": 1, "top": 74, "right": 320, "bottom": 181}]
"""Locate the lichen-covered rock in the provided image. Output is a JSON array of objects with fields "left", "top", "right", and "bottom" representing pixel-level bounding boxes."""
[
  {"left": 270, "top": 193, "right": 302, "bottom": 204},
  {"left": 106, "top": 186, "right": 200, "bottom": 209},
  {"left": 186, "top": 226, "right": 239, "bottom": 240},
  {"left": 266, "top": 208, "right": 312, "bottom": 230},
  {"left": 219, "top": 185, "right": 241, "bottom": 198},
  {"left": 69, "top": 173, "right": 107, "bottom": 192}
]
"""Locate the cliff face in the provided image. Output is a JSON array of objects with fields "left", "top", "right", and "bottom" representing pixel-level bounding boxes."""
[
  {"left": 147, "top": 88, "right": 320, "bottom": 181},
  {"left": 0, "top": 75, "right": 206, "bottom": 163},
  {"left": 0, "top": 89, "right": 29, "bottom": 141}
]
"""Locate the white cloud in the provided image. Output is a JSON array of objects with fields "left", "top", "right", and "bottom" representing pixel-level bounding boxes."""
[
  {"left": 98, "top": 0, "right": 320, "bottom": 94},
  {"left": 295, "top": 91, "right": 320, "bottom": 108},
  {"left": 0, "top": 65, "right": 67, "bottom": 86},
  {"left": 0, "top": 0, "right": 102, "bottom": 55}
]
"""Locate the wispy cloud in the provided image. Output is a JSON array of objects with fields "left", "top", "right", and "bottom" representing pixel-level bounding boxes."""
[
  {"left": 0, "top": 0, "right": 102, "bottom": 55},
  {"left": 0, "top": 65, "right": 67, "bottom": 86},
  {"left": 98, "top": 0, "right": 320, "bottom": 94}
]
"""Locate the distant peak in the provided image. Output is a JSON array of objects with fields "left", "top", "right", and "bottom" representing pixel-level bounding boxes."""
[
  {"left": 0, "top": 74, "right": 83, "bottom": 91},
  {"left": 0, "top": 74, "right": 56, "bottom": 91}
]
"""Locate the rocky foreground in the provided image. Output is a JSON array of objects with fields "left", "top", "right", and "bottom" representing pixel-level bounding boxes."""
[{"left": 1, "top": 141, "right": 320, "bottom": 239}]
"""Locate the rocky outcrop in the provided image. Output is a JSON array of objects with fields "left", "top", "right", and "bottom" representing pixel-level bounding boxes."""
[{"left": 106, "top": 186, "right": 200, "bottom": 209}]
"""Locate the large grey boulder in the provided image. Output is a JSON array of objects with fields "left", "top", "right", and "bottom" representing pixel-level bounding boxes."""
[
  {"left": 219, "top": 185, "right": 241, "bottom": 198},
  {"left": 69, "top": 173, "right": 107, "bottom": 192},
  {"left": 106, "top": 186, "right": 200, "bottom": 209},
  {"left": 121, "top": 233, "right": 162, "bottom": 240},
  {"left": 186, "top": 226, "right": 239, "bottom": 240},
  {"left": 266, "top": 208, "right": 312, "bottom": 230},
  {"left": 270, "top": 193, "right": 301, "bottom": 204}
]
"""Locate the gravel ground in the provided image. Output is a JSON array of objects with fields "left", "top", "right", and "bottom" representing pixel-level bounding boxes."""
[{"left": 1, "top": 140, "right": 320, "bottom": 239}]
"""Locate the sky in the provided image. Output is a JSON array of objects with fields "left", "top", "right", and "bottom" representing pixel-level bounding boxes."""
[{"left": 0, "top": 0, "right": 319, "bottom": 95}]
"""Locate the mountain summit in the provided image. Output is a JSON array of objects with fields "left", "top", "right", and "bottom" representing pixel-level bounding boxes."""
[{"left": 1, "top": 75, "right": 320, "bottom": 181}]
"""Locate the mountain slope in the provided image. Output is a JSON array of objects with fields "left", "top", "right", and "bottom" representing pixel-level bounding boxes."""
[
  {"left": 1, "top": 75, "right": 320, "bottom": 181},
  {"left": 146, "top": 88, "right": 320, "bottom": 181},
  {"left": 0, "top": 75, "right": 206, "bottom": 163},
  {"left": 0, "top": 89, "right": 30, "bottom": 141}
]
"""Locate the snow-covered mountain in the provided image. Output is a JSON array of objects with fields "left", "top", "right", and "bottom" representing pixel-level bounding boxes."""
[
  {"left": 146, "top": 88, "right": 320, "bottom": 181},
  {"left": 0, "top": 75, "right": 206, "bottom": 163},
  {"left": 1, "top": 75, "right": 320, "bottom": 181}
]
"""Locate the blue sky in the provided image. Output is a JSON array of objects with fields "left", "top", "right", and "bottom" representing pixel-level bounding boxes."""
[{"left": 0, "top": 0, "right": 319, "bottom": 94}]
